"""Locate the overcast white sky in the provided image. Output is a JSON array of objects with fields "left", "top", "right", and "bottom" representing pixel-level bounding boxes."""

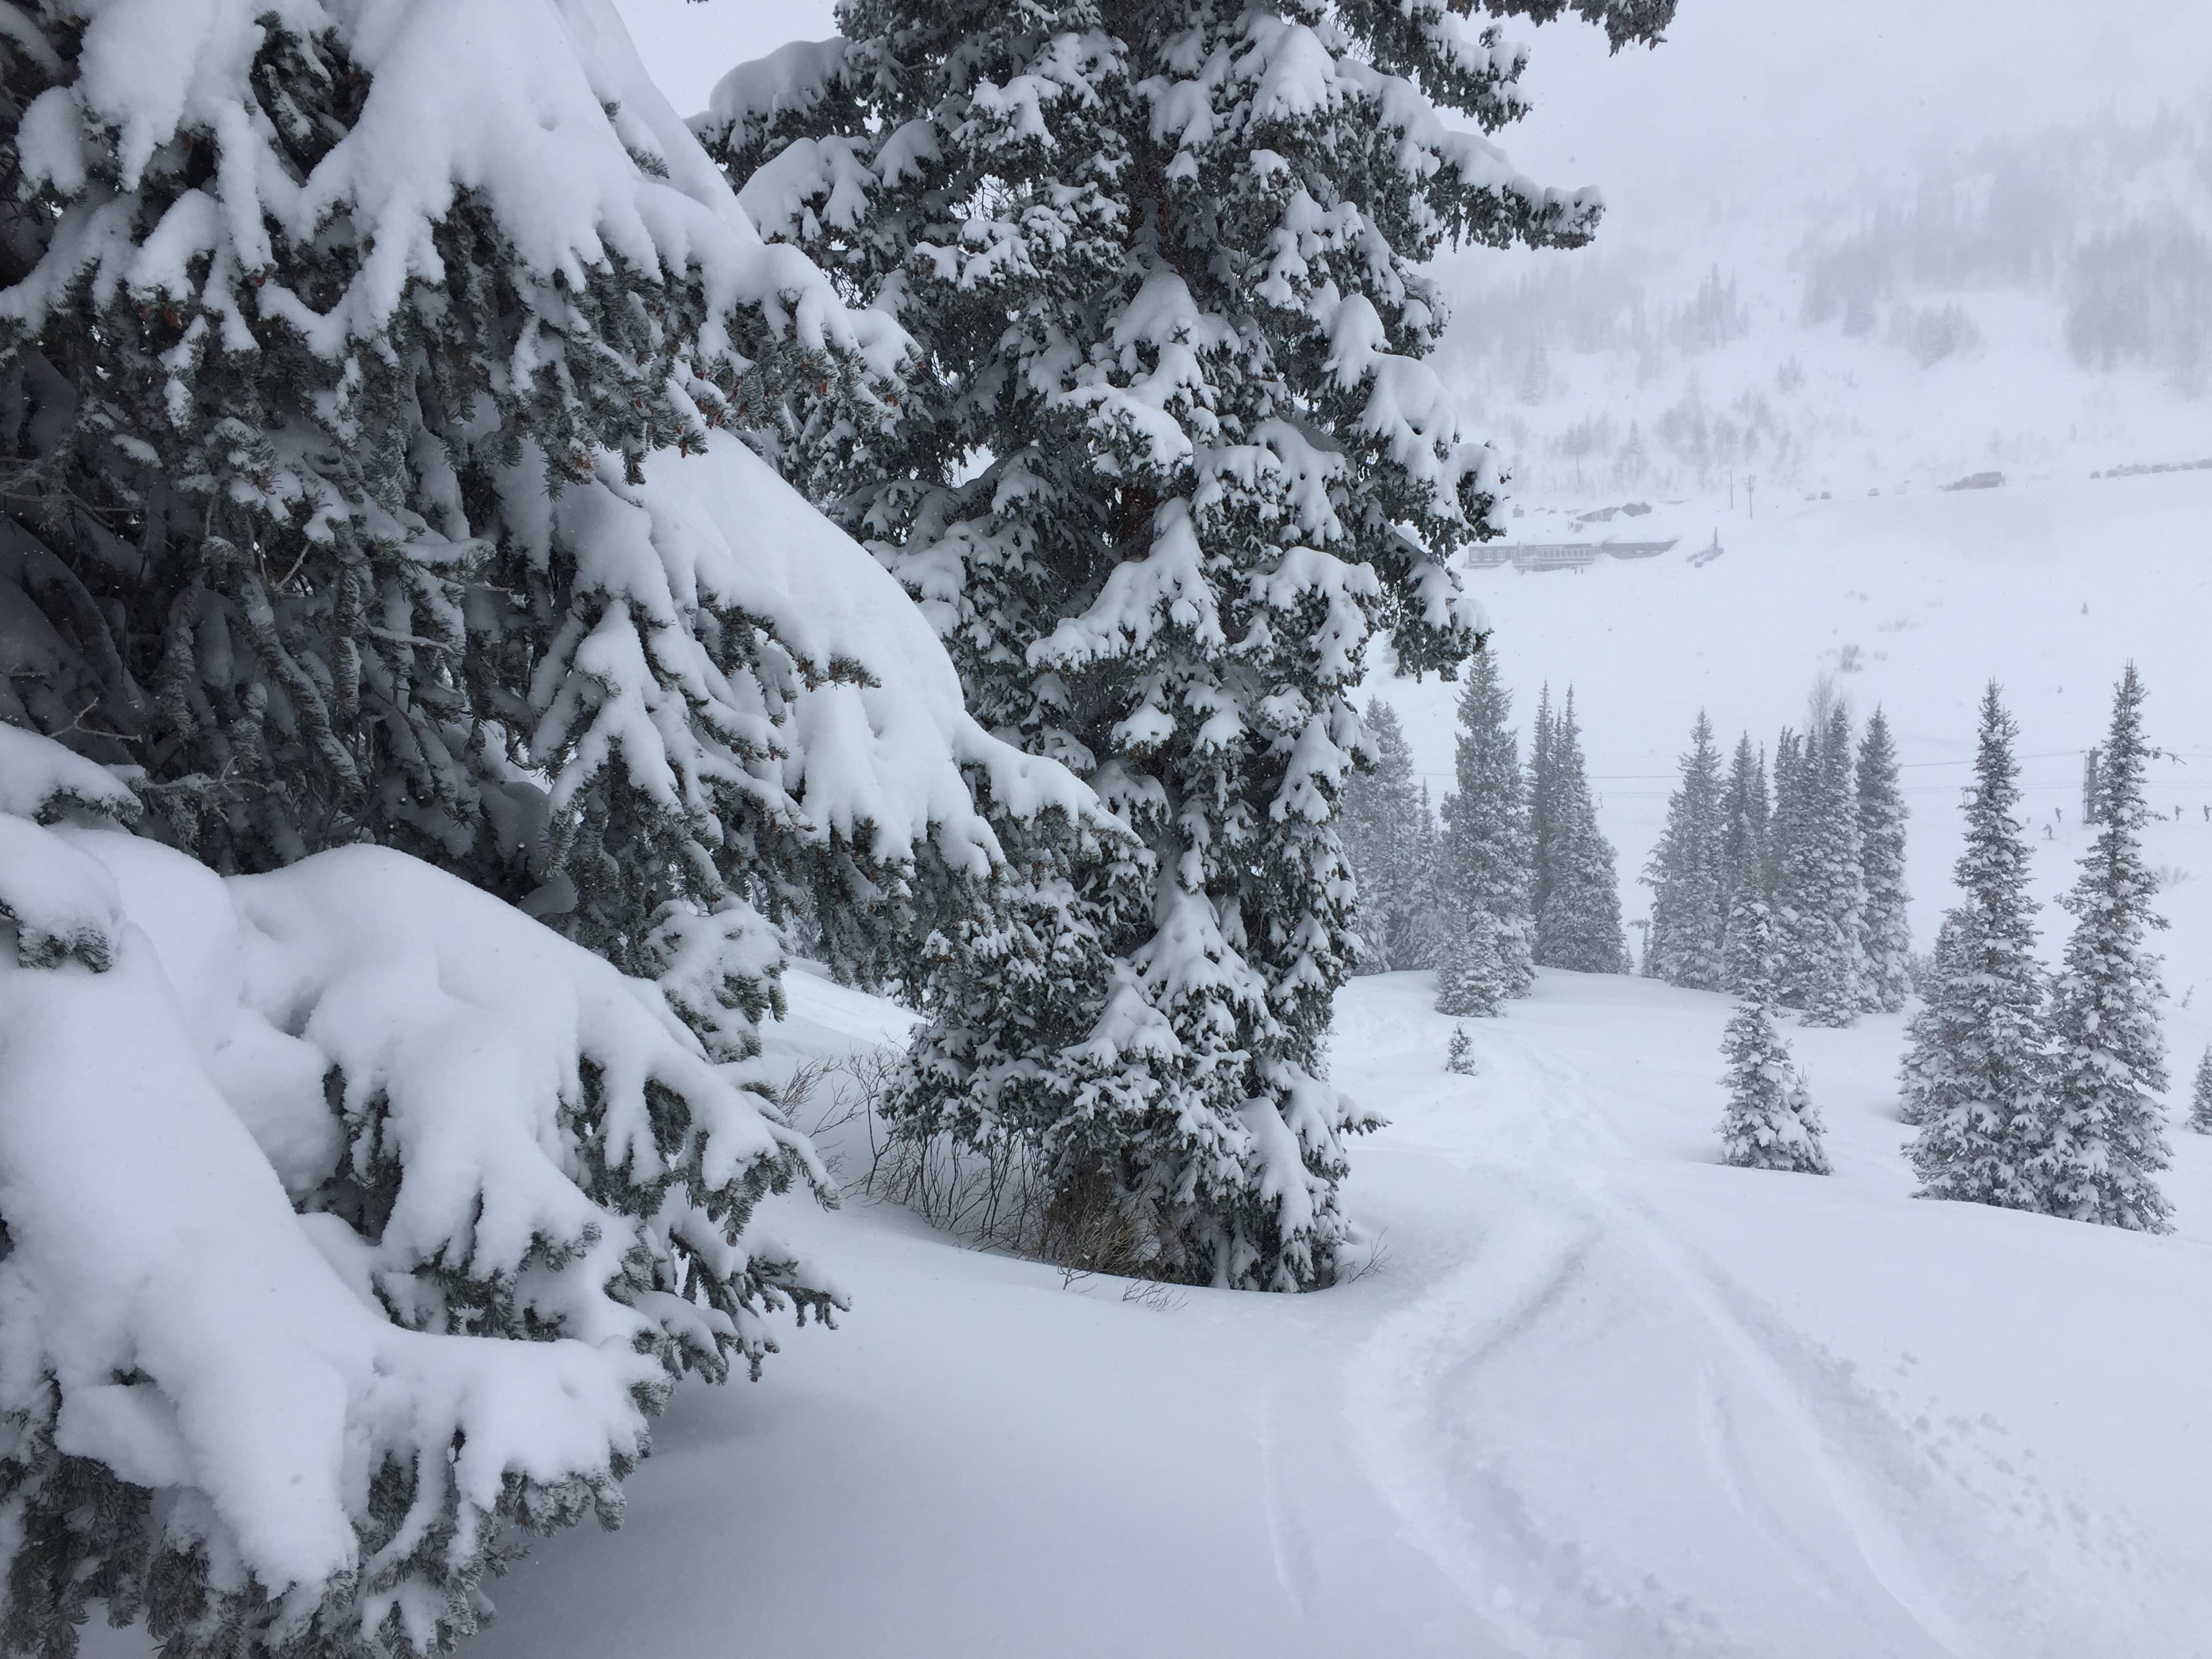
[{"left": 616, "top": 0, "right": 2209, "bottom": 237}]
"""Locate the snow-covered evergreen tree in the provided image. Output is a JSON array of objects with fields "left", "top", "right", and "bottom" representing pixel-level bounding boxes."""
[
  {"left": 1341, "top": 699, "right": 1439, "bottom": 973},
  {"left": 1643, "top": 711, "right": 1726, "bottom": 989},
  {"left": 1719, "top": 734, "right": 1771, "bottom": 906},
  {"left": 1854, "top": 707, "right": 1912, "bottom": 1013},
  {"left": 1434, "top": 646, "right": 1534, "bottom": 1015},
  {"left": 1717, "top": 901, "right": 1829, "bottom": 1174},
  {"left": 0, "top": 722, "right": 839, "bottom": 1658},
  {"left": 1533, "top": 687, "right": 1627, "bottom": 972},
  {"left": 1718, "top": 733, "right": 1771, "bottom": 992},
  {"left": 0, "top": 0, "right": 1113, "bottom": 1086},
  {"left": 710, "top": 0, "right": 1674, "bottom": 1288},
  {"left": 0, "top": 5, "right": 1111, "bottom": 1652},
  {"left": 1446, "top": 1024, "right": 1477, "bottom": 1076},
  {"left": 2021, "top": 665, "right": 2173, "bottom": 1231},
  {"left": 1775, "top": 707, "right": 1863, "bottom": 1025},
  {"left": 1903, "top": 684, "right": 2047, "bottom": 1209},
  {"left": 1766, "top": 726, "right": 1805, "bottom": 916},
  {"left": 2189, "top": 1047, "right": 2212, "bottom": 1134},
  {"left": 1897, "top": 915, "right": 1959, "bottom": 1128},
  {"left": 1529, "top": 682, "right": 1563, "bottom": 928}
]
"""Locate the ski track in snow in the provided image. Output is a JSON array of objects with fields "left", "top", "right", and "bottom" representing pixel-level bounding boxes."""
[{"left": 1336, "top": 984, "right": 2184, "bottom": 1659}]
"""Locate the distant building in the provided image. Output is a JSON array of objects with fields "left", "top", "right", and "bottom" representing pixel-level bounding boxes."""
[{"left": 1468, "top": 536, "right": 1680, "bottom": 574}]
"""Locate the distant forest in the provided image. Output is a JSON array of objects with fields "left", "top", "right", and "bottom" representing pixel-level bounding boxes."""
[{"left": 1437, "top": 103, "right": 2212, "bottom": 499}]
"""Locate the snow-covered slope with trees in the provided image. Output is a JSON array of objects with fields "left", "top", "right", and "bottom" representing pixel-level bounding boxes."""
[
  {"left": 1437, "top": 102, "right": 2212, "bottom": 501},
  {"left": 21, "top": 3, "right": 2212, "bottom": 1656},
  {"left": 78, "top": 459, "right": 2212, "bottom": 1659},
  {"left": 1373, "top": 467, "right": 2212, "bottom": 994}
]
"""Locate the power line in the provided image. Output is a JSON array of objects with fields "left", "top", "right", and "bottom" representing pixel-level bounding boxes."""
[{"left": 1408, "top": 748, "right": 2100, "bottom": 785}]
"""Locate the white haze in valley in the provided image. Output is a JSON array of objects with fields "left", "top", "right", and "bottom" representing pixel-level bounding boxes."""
[{"left": 620, "top": 0, "right": 2212, "bottom": 499}]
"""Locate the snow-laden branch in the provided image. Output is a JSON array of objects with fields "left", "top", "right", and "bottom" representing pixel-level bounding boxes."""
[{"left": 0, "top": 723, "right": 840, "bottom": 1653}]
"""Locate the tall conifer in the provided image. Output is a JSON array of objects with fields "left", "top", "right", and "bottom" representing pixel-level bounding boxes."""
[
  {"left": 711, "top": 0, "right": 1674, "bottom": 1288},
  {"left": 1776, "top": 708, "right": 1863, "bottom": 1025},
  {"left": 1903, "top": 685, "right": 2047, "bottom": 1209},
  {"left": 1534, "top": 688, "right": 1626, "bottom": 972},
  {"left": 1854, "top": 708, "right": 1912, "bottom": 1013},
  {"left": 2022, "top": 665, "right": 2173, "bottom": 1231},
  {"left": 1342, "top": 699, "right": 1441, "bottom": 974},
  {"left": 1718, "top": 734, "right": 1772, "bottom": 992},
  {"left": 2187, "top": 1048, "right": 2212, "bottom": 1135},
  {"left": 1435, "top": 647, "right": 1534, "bottom": 1014},
  {"left": 1644, "top": 712, "right": 1726, "bottom": 989}
]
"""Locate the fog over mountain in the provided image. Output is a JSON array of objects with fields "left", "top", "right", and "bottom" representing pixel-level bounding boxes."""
[{"left": 618, "top": 0, "right": 2212, "bottom": 501}]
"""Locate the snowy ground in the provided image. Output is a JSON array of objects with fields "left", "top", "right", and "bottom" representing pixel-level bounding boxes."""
[
  {"left": 80, "top": 468, "right": 2212, "bottom": 1659},
  {"left": 89, "top": 962, "right": 2212, "bottom": 1659}
]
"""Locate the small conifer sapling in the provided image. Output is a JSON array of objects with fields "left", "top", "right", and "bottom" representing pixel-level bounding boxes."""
[{"left": 1717, "top": 903, "right": 1830, "bottom": 1174}]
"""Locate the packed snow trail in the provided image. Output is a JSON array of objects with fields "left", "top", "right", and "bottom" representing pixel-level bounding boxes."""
[
  {"left": 1330, "top": 971, "right": 2212, "bottom": 1659},
  {"left": 77, "top": 966, "right": 2212, "bottom": 1659}
]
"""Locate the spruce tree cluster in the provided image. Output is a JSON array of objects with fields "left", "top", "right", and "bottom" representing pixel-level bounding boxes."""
[
  {"left": 1904, "top": 673, "right": 2173, "bottom": 1230},
  {"left": 1531, "top": 686, "right": 1628, "bottom": 972},
  {"left": 1340, "top": 699, "right": 1441, "bottom": 974},
  {"left": 2189, "top": 1048, "right": 2212, "bottom": 1135},
  {"left": 1435, "top": 647, "right": 1536, "bottom": 1014},
  {"left": 710, "top": 0, "right": 1673, "bottom": 1287},
  {"left": 1772, "top": 705, "right": 1866, "bottom": 1025},
  {"left": 1649, "top": 699, "right": 1906, "bottom": 1019}
]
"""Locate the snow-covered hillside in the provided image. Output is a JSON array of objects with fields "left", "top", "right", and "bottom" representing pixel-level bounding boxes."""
[
  {"left": 1373, "top": 466, "right": 2212, "bottom": 1031},
  {"left": 1435, "top": 102, "right": 2212, "bottom": 501},
  {"left": 66, "top": 388, "right": 2212, "bottom": 1659}
]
